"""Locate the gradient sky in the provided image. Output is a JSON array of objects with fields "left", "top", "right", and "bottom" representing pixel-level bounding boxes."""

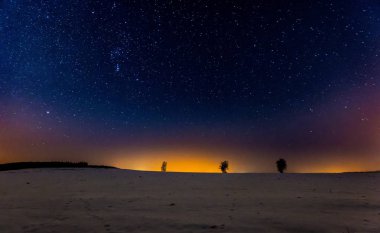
[{"left": 1, "top": 0, "right": 380, "bottom": 172}]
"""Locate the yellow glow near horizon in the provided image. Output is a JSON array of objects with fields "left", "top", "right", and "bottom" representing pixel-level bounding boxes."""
[
  {"left": 108, "top": 148, "right": 380, "bottom": 173},
  {"left": 110, "top": 148, "right": 238, "bottom": 173},
  {"left": 2, "top": 141, "right": 379, "bottom": 173}
]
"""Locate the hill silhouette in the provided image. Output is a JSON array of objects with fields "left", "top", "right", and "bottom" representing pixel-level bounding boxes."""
[
  {"left": 343, "top": 170, "right": 380, "bottom": 174},
  {"left": 0, "top": 162, "right": 116, "bottom": 171}
]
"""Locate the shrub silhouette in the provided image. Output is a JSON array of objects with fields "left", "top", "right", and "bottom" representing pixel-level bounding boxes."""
[
  {"left": 276, "top": 158, "right": 287, "bottom": 173},
  {"left": 161, "top": 161, "right": 167, "bottom": 172},
  {"left": 219, "top": 161, "right": 229, "bottom": 173}
]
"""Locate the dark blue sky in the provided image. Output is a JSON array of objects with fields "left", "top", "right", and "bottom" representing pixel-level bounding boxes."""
[{"left": 1, "top": 1, "right": 380, "bottom": 172}]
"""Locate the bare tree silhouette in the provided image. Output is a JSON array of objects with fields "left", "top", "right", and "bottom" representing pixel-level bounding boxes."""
[
  {"left": 219, "top": 161, "right": 229, "bottom": 173},
  {"left": 161, "top": 161, "right": 167, "bottom": 172},
  {"left": 276, "top": 158, "right": 287, "bottom": 173}
]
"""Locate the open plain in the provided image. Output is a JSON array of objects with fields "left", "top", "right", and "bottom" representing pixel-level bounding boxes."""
[{"left": 0, "top": 169, "right": 379, "bottom": 233}]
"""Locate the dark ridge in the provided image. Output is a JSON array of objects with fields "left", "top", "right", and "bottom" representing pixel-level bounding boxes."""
[
  {"left": 0, "top": 162, "right": 117, "bottom": 171},
  {"left": 342, "top": 171, "right": 380, "bottom": 174}
]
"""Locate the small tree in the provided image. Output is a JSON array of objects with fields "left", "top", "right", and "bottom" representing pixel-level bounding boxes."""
[
  {"left": 219, "top": 160, "right": 229, "bottom": 173},
  {"left": 161, "top": 161, "right": 167, "bottom": 172},
  {"left": 276, "top": 158, "right": 287, "bottom": 173}
]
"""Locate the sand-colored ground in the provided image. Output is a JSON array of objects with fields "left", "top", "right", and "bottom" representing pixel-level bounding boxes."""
[{"left": 0, "top": 169, "right": 379, "bottom": 233}]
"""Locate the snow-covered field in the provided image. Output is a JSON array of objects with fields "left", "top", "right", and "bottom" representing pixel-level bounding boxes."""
[{"left": 0, "top": 169, "right": 379, "bottom": 233}]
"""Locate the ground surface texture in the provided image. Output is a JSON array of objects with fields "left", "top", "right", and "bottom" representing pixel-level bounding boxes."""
[{"left": 0, "top": 169, "right": 379, "bottom": 233}]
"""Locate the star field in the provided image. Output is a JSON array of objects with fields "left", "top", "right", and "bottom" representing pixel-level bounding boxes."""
[{"left": 1, "top": 1, "right": 380, "bottom": 172}]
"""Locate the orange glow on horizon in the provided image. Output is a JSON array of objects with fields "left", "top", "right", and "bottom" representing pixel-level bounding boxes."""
[
  {"left": 1, "top": 137, "right": 379, "bottom": 173},
  {"left": 107, "top": 148, "right": 380, "bottom": 173},
  {"left": 109, "top": 148, "right": 243, "bottom": 173}
]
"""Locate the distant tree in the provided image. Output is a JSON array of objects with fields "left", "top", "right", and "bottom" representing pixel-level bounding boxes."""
[
  {"left": 161, "top": 161, "right": 167, "bottom": 172},
  {"left": 276, "top": 158, "right": 287, "bottom": 173},
  {"left": 219, "top": 160, "right": 229, "bottom": 173}
]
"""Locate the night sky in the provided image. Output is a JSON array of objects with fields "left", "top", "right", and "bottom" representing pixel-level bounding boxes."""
[{"left": 1, "top": 0, "right": 380, "bottom": 172}]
